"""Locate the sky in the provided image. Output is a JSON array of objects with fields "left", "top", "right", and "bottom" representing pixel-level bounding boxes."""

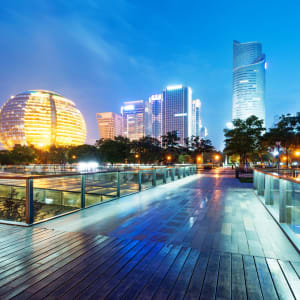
[{"left": 0, "top": 0, "right": 299, "bottom": 150}]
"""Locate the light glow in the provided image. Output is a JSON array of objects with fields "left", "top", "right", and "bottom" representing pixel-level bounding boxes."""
[
  {"left": 166, "top": 85, "right": 183, "bottom": 91},
  {"left": 123, "top": 105, "right": 135, "bottom": 111}
]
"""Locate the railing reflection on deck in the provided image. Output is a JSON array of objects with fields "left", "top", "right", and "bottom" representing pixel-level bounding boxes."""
[
  {"left": 0, "top": 165, "right": 197, "bottom": 226},
  {"left": 253, "top": 169, "right": 300, "bottom": 250}
]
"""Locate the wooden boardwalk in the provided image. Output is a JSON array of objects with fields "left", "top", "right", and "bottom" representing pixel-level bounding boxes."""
[{"left": 0, "top": 169, "right": 299, "bottom": 299}]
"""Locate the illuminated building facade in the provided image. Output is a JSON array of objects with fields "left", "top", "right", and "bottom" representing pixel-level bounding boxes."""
[
  {"left": 96, "top": 112, "right": 122, "bottom": 140},
  {"left": 233, "top": 40, "right": 266, "bottom": 125},
  {"left": 163, "top": 85, "right": 192, "bottom": 145},
  {"left": 0, "top": 90, "right": 86, "bottom": 149},
  {"left": 121, "top": 100, "right": 152, "bottom": 140},
  {"left": 192, "top": 99, "right": 202, "bottom": 137},
  {"left": 149, "top": 93, "right": 163, "bottom": 142}
]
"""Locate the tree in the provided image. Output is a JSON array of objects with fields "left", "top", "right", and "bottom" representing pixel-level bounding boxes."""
[
  {"left": 224, "top": 115, "right": 265, "bottom": 168},
  {"left": 161, "top": 131, "right": 180, "bottom": 149},
  {"left": 67, "top": 144, "right": 100, "bottom": 163},
  {"left": 263, "top": 113, "right": 300, "bottom": 167},
  {"left": 10, "top": 145, "right": 37, "bottom": 164},
  {"left": 97, "top": 136, "right": 131, "bottom": 164}
]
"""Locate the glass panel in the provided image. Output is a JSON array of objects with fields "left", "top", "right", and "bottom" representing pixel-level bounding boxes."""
[
  {"left": 85, "top": 172, "right": 117, "bottom": 207},
  {"left": 166, "top": 168, "right": 173, "bottom": 183},
  {"left": 270, "top": 177, "right": 280, "bottom": 219},
  {"left": 0, "top": 179, "right": 26, "bottom": 223},
  {"left": 33, "top": 175, "right": 81, "bottom": 222},
  {"left": 287, "top": 181, "right": 300, "bottom": 239},
  {"left": 140, "top": 170, "right": 153, "bottom": 190},
  {"left": 156, "top": 169, "right": 164, "bottom": 185},
  {"left": 120, "top": 171, "right": 139, "bottom": 196}
]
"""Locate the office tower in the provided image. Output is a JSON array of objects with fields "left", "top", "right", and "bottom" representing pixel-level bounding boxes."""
[
  {"left": 200, "top": 126, "right": 208, "bottom": 138},
  {"left": 192, "top": 99, "right": 202, "bottom": 137},
  {"left": 121, "top": 100, "right": 152, "bottom": 140},
  {"left": 232, "top": 40, "right": 266, "bottom": 125},
  {"left": 149, "top": 93, "right": 163, "bottom": 142},
  {"left": 96, "top": 112, "right": 122, "bottom": 140},
  {"left": 0, "top": 90, "right": 86, "bottom": 149},
  {"left": 163, "top": 85, "right": 192, "bottom": 145}
]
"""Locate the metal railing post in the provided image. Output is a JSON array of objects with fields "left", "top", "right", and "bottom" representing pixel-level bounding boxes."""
[
  {"left": 138, "top": 170, "right": 142, "bottom": 191},
  {"left": 81, "top": 174, "right": 86, "bottom": 208},
  {"left": 26, "top": 178, "right": 33, "bottom": 225},
  {"left": 117, "top": 171, "right": 121, "bottom": 197},
  {"left": 152, "top": 169, "right": 157, "bottom": 187}
]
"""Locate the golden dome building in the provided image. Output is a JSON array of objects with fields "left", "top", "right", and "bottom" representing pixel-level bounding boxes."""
[{"left": 0, "top": 90, "right": 86, "bottom": 149}]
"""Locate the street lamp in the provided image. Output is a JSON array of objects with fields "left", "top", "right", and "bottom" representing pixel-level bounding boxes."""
[{"left": 166, "top": 155, "right": 172, "bottom": 164}]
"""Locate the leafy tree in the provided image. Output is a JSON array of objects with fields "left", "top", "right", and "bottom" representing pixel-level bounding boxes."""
[
  {"left": 161, "top": 131, "right": 180, "bottom": 149},
  {"left": 10, "top": 145, "right": 37, "bottom": 164},
  {"left": 97, "top": 136, "right": 131, "bottom": 164},
  {"left": 224, "top": 115, "right": 265, "bottom": 168},
  {"left": 67, "top": 144, "right": 100, "bottom": 163},
  {"left": 0, "top": 150, "right": 14, "bottom": 165}
]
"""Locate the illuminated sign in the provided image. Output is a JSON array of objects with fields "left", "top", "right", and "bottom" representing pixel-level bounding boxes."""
[
  {"left": 123, "top": 105, "right": 135, "bottom": 111},
  {"left": 166, "top": 85, "right": 183, "bottom": 91}
]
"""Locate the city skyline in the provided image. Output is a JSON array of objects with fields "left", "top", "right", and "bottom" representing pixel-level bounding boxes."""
[{"left": 0, "top": 1, "right": 299, "bottom": 150}]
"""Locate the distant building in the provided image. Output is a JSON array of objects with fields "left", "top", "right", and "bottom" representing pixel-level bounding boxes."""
[
  {"left": 163, "top": 85, "right": 192, "bottom": 145},
  {"left": 0, "top": 90, "right": 86, "bottom": 149},
  {"left": 199, "top": 126, "right": 208, "bottom": 138},
  {"left": 149, "top": 93, "right": 163, "bottom": 142},
  {"left": 192, "top": 99, "right": 202, "bottom": 137},
  {"left": 232, "top": 40, "right": 266, "bottom": 125},
  {"left": 121, "top": 100, "right": 152, "bottom": 140},
  {"left": 96, "top": 112, "right": 122, "bottom": 140}
]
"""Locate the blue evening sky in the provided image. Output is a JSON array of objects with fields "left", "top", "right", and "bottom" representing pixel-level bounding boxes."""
[{"left": 0, "top": 0, "right": 299, "bottom": 149}]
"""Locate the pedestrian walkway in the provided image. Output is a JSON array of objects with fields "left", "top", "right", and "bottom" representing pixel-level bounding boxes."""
[{"left": 0, "top": 168, "right": 299, "bottom": 299}]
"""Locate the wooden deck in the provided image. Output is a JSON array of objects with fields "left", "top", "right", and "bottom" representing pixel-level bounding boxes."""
[{"left": 0, "top": 169, "right": 299, "bottom": 299}]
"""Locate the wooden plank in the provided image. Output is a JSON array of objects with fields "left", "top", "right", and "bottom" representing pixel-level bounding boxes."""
[
  {"left": 137, "top": 245, "right": 182, "bottom": 299},
  {"left": 231, "top": 254, "right": 247, "bottom": 300},
  {"left": 199, "top": 253, "right": 220, "bottom": 299},
  {"left": 78, "top": 242, "right": 156, "bottom": 299},
  {"left": 121, "top": 244, "right": 173, "bottom": 299},
  {"left": 183, "top": 252, "right": 209, "bottom": 299},
  {"left": 254, "top": 257, "right": 279, "bottom": 299},
  {"left": 168, "top": 248, "right": 199, "bottom": 300},
  {"left": 0, "top": 234, "right": 107, "bottom": 298},
  {"left": 152, "top": 247, "right": 191, "bottom": 299},
  {"left": 267, "top": 258, "right": 295, "bottom": 300},
  {"left": 278, "top": 260, "right": 300, "bottom": 299},
  {"left": 216, "top": 252, "right": 231, "bottom": 300},
  {"left": 102, "top": 243, "right": 165, "bottom": 299},
  {"left": 26, "top": 237, "right": 120, "bottom": 299},
  {"left": 243, "top": 255, "right": 263, "bottom": 300},
  {"left": 58, "top": 240, "right": 141, "bottom": 299}
]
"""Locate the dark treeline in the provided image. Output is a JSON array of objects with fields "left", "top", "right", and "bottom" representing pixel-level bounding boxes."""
[
  {"left": 0, "top": 132, "right": 218, "bottom": 165},
  {"left": 224, "top": 113, "right": 300, "bottom": 167}
]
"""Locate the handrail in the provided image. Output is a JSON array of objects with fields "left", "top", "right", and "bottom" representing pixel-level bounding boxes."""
[{"left": 254, "top": 168, "right": 300, "bottom": 184}]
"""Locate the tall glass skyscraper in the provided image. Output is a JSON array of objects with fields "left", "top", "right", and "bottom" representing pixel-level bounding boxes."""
[
  {"left": 149, "top": 93, "right": 163, "bottom": 142},
  {"left": 96, "top": 112, "right": 122, "bottom": 140},
  {"left": 232, "top": 40, "right": 266, "bottom": 124},
  {"left": 192, "top": 99, "right": 202, "bottom": 137},
  {"left": 163, "top": 85, "right": 192, "bottom": 145},
  {"left": 121, "top": 100, "right": 152, "bottom": 140}
]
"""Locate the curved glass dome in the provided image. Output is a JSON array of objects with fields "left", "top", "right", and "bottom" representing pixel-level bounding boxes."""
[{"left": 0, "top": 90, "right": 86, "bottom": 149}]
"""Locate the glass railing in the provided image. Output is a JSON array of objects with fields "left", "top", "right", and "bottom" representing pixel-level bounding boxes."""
[
  {"left": 0, "top": 165, "right": 197, "bottom": 225},
  {"left": 253, "top": 169, "right": 300, "bottom": 250}
]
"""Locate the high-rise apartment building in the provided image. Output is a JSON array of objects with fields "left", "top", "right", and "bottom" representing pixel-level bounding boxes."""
[
  {"left": 149, "top": 93, "right": 163, "bottom": 142},
  {"left": 121, "top": 100, "right": 152, "bottom": 140},
  {"left": 232, "top": 40, "right": 266, "bottom": 125},
  {"left": 163, "top": 85, "right": 192, "bottom": 145},
  {"left": 192, "top": 99, "right": 202, "bottom": 137},
  {"left": 96, "top": 112, "right": 122, "bottom": 140}
]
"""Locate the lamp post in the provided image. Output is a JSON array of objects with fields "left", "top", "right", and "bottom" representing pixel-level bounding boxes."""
[{"left": 166, "top": 155, "right": 172, "bottom": 165}]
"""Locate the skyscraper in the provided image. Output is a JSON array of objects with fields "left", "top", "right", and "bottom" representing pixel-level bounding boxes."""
[
  {"left": 163, "top": 85, "right": 192, "bottom": 145},
  {"left": 232, "top": 40, "right": 266, "bottom": 124},
  {"left": 96, "top": 112, "right": 122, "bottom": 140},
  {"left": 121, "top": 100, "right": 152, "bottom": 140},
  {"left": 192, "top": 99, "right": 202, "bottom": 137},
  {"left": 149, "top": 93, "right": 163, "bottom": 142}
]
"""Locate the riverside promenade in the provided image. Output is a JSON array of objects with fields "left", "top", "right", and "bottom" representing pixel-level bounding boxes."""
[{"left": 0, "top": 168, "right": 299, "bottom": 299}]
